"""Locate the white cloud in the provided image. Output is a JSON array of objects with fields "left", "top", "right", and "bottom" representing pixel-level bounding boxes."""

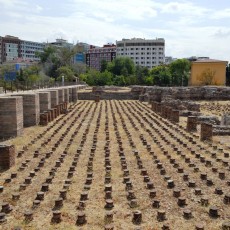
[
  {"left": 160, "top": 1, "right": 209, "bottom": 16},
  {"left": 212, "top": 8, "right": 230, "bottom": 19}
]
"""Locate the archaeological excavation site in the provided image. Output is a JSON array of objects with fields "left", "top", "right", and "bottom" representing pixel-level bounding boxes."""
[{"left": 0, "top": 85, "right": 229, "bottom": 230}]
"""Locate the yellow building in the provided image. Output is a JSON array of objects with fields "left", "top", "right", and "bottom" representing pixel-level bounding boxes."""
[{"left": 189, "top": 59, "right": 228, "bottom": 86}]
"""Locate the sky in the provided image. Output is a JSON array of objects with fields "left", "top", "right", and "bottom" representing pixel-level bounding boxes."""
[{"left": 0, "top": 0, "right": 230, "bottom": 61}]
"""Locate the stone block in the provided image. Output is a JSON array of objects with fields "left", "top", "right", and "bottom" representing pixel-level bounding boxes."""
[
  {"left": 38, "top": 92, "right": 51, "bottom": 113},
  {"left": 0, "top": 96, "right": 23, "bottom": 139},
  {"left": 187, "top": 116, "right": 197, "bottom": 132},
  {"left": 0, "top": 144, "right": 15, "bottom": 169},
  {"left": 12, "top": 93, "right": 40, "bottom": 127},
  {"left": 200, "top": 123, "right": 213, "bottom": 142}
]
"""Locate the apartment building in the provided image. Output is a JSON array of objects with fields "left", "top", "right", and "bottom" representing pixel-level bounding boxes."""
[
  {"left": 0, "top": 35, "right": 45, "bottom": 64},
  {"left": 116, "top": 38, "right": 165, "bottom": 69},
  {"left": 86, "top": 44, "right": 116, "bottom": 71},
  {"left": 20, "top": 40, "right": 45, "bottom": 61}
]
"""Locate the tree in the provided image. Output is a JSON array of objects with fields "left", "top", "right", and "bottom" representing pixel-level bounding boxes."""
[
  {"left": 169, "top": 59, "right": 191, "bottom": 86},
  {"left": 150, "top": 65, "right": 171, "bottom": 86},
  {"left": 108, "top": 57, "right": 135, "bottom": 76},
  {"left": 56, "top": 66, "right": 75, "bottom": 81},
  {"left": 135, "top": 65, "right": 149, "bottom": 85},
  {"left": 100, "top": 59, "right": 108, "bottom": 72}
]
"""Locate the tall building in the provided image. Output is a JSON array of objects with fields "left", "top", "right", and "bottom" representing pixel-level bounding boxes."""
[
  {"left": 0, "top": 35, "right": 45, "bottom": 64},
  {"left": 20, "top": 40, "right": 45, "bottom": 61},
  {"left": 116, "top": 38, "right": 165, "bottom": 69},
  {"left": 86, "top": 44, "right": 116, "bottom": 71}
]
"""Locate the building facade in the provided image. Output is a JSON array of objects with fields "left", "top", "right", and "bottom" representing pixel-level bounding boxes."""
[
  {"left": 86, "top": 44, "right": 116, "bottom": 71},
  {"left": 0, "top": 35, "right": 45, "bottom": 64},
  {"left": 116, "top": 38, "right": 165, "bottom": 69},
  {"left": 189, "top": 59, "right": 228, "bottom": 86}
]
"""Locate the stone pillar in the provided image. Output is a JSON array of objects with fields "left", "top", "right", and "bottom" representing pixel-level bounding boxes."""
[
  {"left": 151, "top": 102, "right": 157, "bottom": 112},
  {"left": 95, "top": 95, "right": 100, "bottom": 102},
  {"left": 0, "top": 144, "right": 15, "bottom": 169},
  {"left": 64, "top": 88, "right": 69, "bottom": 103},
  {"left": 0, "top": 96, "right": 23, "bottom": 139},
  {"left": 72, "top": 87, "right": 78, "bottom": 103},
  {"left": 44, "top": 90, "right": 59, "bottom": 108},
  {"left": 13, "top": 93, "right": 40, "bottom": 127},
  {"left": 161, "top": 106, "right": 168, "bottom": 118},
  {"left": 40, "top": 112, "right": 49, "bottom": 126},
  {"left": 171, "top": 110, "right": 180, "bottom": 123},
  {"left": 200, "top": 123, "right": 213, "bottom": 142},
  {"left": 58, "top": 88, "right": 64, "bottom": 104},
  {"left": 156, "top": 102, "right": 161, "bottom": 114},
  {"left": 167, "top": 107, "right": 173, "bottom": 121},
  {"left": 139, "top": 95, "right": 145, "bottom": 101},
  {"left": 38, "top": 92, "right": 51, "bottom": 113},
  {"left": 187, "top": 116, "right": 197, "bottom": 132},
  {"left": 69, "top": 87, "right": 73, "bottom": 102}
]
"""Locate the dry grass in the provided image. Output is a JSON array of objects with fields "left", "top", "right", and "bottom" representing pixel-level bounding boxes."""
[{"left": 0, "top": 100, "right": 229, "bottom": 230}]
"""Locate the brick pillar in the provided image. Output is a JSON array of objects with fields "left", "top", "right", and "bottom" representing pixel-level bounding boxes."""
[
  {"left": 14, "top": 93, "right": 40, "bottom": 127},
  {"left": 171, "top": 110, "right": 180, "bottom": 123},
  {"left": 72, "top": 87, "right": 78, "bottom": 103},
  {"left": 38, "top": 92, "right": 51, "bottom": 113},
  {"left": 58, "top": 88, "right": 64, "bottom": 104},
  {"left": 95, "top": 95, "right": 100, "bottom": 102},
  {"left": 167, "top": 107, "right": 173, "bottom": 121},
  {"left": 53, "top": 108, "right": 57, "bottom": 118},
  {"left": 139, "top": 95, "right": 145, "bottom": 101},
  {"left": 151, "top": 102, "right": 157, "bottom": 112},
  {"left": 55, "top": 105, "right": 60, "bottom": 116},
  {"left": 200, "top": 123, "right": 213, "bottom": 142},
  {"left": 0, "top": 96, "right": 23, "bottom": 139},
  {"left": 40, "top": 112, "right": 49, "bottom": 126},
  {"left": 187, "top": 116, "right": 197, "bottom": 132},
  {"left": 64, "top": 88, "right": 69, "bottom": 103},
  {"left": 0, "top": 145, "right": 15, "bottom": 169},
  {"left": 47, "top": 90, "right": 59, "bottom": 108},
  {"left": 156, "top": 102, "right": 161, "bottom": 114},
  {"left": 69, "top": 87, "right": 73, "bottom": 102}
]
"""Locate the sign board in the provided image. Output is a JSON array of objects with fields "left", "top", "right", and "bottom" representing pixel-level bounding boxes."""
[
  {"left": 4, "top": 72, "right": 17, "bottom": 81},
  {"left": 75, "top": 53, "right": 84, "bottom": 62}
]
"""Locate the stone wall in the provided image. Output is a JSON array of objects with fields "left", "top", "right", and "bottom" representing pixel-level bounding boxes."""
[
  {"left": 78, "top": 92, "right": 139, "bottom": 100},
  {"left": 0, "top": 96, "right": 23, "bottom": 139},
  {"left": 134, "top": 86, "right": 230, "bottom": 102}
]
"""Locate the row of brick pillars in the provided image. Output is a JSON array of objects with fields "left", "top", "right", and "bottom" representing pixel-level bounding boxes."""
[{"left": 151, "top": 102, "right": 180, "bottom": 124}]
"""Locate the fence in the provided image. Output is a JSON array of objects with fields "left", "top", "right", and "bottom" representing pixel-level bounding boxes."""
[{"left": 0, "top": 80, "right": 82, "bottom": 93}]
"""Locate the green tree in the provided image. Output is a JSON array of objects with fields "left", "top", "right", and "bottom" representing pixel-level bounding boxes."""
[
  {"left": 108, "top": 57, "right": 135, "bottom": 76},
  {"left": 135, "top": 65, "right": 149, "bottom": 85},
  {"left": 56, "top": 66, "right": 75, "bottom": 81},
  {"left": 150, "top": 65, "right": 171, "bottom": 86},
  {"left": 100, "top": 59, "right": 108, "bottom": 72},
  {"left": 169, "top": 59, "right": 191, "bottom": 86}
]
